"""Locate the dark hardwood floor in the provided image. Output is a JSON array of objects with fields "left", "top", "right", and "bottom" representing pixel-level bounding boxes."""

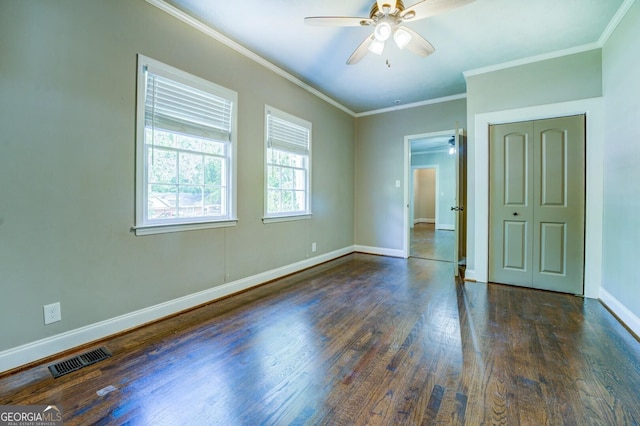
[
  {"left": 411, "top": 223, "right": 455, "bottom": 262},
  {"left": 1, "top": 254, "right": 639, "bottom": 425}
]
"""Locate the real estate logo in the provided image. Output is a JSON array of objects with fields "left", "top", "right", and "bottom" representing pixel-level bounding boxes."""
[{"left": 0, "top": 405, "right": 62, "bottom": 426}]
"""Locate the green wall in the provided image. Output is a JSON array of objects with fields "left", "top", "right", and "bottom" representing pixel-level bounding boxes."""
[
  {"left": 0, "top": 0, "right": 354, "bottom": 353},
  {"left": 602, "top": 0, "right": 640, "bottom": 320},
  {"left": 354, "top": 100, "right": 466, "bottom": 251}
]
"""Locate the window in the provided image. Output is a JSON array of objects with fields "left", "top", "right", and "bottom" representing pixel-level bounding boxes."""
[
  {"left": 135, "top": 55, "right": 237, "bottom": 235},
  {"left": 264, "top": 106, "right": 312, "bottom": 221}
]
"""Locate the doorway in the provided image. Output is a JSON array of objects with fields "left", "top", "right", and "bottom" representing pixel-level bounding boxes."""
[
  {"left": 404, "top": 129, "right": 465, "bottom": 270},
  {"left": 471, "top": 98, "right": 603, "bottom": 298},
  {"left": 411, "top": 166, "right": 454, "bottom": 261}
]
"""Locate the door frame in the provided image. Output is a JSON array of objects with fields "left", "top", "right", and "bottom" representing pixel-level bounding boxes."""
[
  {"left": 469, "top": 97, "right": 604, "bottom": 298},
  {"left": 403, "top": 129, "right": 463, "bottom": 258}
]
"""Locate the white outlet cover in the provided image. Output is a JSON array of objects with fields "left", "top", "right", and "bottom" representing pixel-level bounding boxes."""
[{"left": 44, "top": 302, "right": 61, "bottom": 325}]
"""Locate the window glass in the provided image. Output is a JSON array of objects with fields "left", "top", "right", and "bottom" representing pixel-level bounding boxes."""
[{"left": 264, "top": 106, "right": 311, "bottom": 219}]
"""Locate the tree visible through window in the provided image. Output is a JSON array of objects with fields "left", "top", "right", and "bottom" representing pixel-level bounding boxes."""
[
  {"left": 145, "top": 130, "right": 227, "bottom": 220},
  {"left": 265, "top": 106, "right": 311, "bottom": 219}
]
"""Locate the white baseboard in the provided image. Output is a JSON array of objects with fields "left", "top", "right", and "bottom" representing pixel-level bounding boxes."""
[
  {"left": 414, "top": 218, "right": 435, "bottom": 224},
  {"left": 436, "top": 224, "right": 455, "bottom": 231},
  {"left": 466, "top": 269, "right": 609, "bottom": 300},
  {"left": 464, "top": 269, "right": 478, "bottom": 282},
  {"left": 0, "top": 246, "right": 356, "bottom": 374},
  {"left": 354, "top": 245, "right": 406, "bottom": 258},
  {"left": 599, "top": 288, "right": 640, "bottom": 338}
]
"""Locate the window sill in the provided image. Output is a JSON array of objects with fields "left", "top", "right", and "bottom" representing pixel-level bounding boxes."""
[
  {"left": 262, "top": 214, "right": 311, "bottom": 224},
  {"left": 132, "top": 219, "right": 238, "bottom": 236}
]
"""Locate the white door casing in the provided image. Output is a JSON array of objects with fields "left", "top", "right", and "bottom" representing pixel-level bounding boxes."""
[{"left": 470, "top": 97, "right": 603, "bottom": 299}]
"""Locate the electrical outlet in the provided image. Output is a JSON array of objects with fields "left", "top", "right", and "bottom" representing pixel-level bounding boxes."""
[
  {"left": 44, "top": 302, "right": 61, "bottom": 325},
  {"left": 311, "top": 242, "right": 317, "bottom": 252}
]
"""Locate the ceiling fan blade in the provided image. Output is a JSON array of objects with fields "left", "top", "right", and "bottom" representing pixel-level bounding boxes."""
[
  {"left": 347, "top": 34, "right": 375, "bottom": 65},
  {"left": 398, "top": 26, "right": 435, "bottom": 57},
  {"left": 400, "top": 0, "right": 475, "bottom": 21},
  {"left": 304, "top": 16, "right": 373, "bottom": 27}
]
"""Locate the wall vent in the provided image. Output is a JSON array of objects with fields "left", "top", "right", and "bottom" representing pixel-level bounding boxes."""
[{"left": 48, "top": 347, "right": 112, "bottom": 378}]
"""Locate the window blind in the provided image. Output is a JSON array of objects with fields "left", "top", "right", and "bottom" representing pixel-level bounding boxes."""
[
  {"left": 145, "top": 70, "right": 233, "bottom": 142},
  {"left": 267, "top": 113, "right": 310, "bottom": 155}
]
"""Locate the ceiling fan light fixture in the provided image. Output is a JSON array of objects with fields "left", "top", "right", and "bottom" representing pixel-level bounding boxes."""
[
  {"left": 306, "top": 0, "right": 474, "bottom": 65},
  {"left": 393, "top": 27, "right": 412, "bottom": 49},
  {"left": 368, "top": 38, "right": 386, "bottom": 55},
  {"left": 374, "top": 22, "right": 392, "bottom": 41}
]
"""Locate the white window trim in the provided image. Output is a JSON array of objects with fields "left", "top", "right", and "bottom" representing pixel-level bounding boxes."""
[
  {"left": 262, "top": 214, "right": 312, "bottom": 224},
  {"left": 132, "top": 220, "right": 238, "bottom": 236},
  {"left": 134, "top": 54, "right": 238, "bottom": 235},
  {"left": 263, "top": 105, "right": 312, "bottom": 222}
]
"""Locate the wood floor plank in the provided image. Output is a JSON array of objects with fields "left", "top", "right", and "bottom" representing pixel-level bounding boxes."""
[{"left": 1, "top": 254, "right": 639, "bottom": 425}]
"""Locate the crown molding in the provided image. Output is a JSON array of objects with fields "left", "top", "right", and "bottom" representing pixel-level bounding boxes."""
[
  {"left": 146, "top": 0, "right": 356, "bottom": 117},
  {"left": 412, "top": 147, "right": 450, "bottom": 155},
  {"left": 355, "top": 93, "right": 467, "bottom": 118},
  {"left": 463, "top": 43, "right": 600, "bottom": 79},
  {"left": 464, "top": 0, "right": 636, "bottom": 79},
  {"left": 598, "top": 0, "right": 636, "bottom": 46}
]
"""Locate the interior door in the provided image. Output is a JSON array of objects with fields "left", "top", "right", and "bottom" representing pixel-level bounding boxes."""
[
  {"left": 532, "top": 116, "right": 585, "bottom": 292},
  {"left": 453, "top": 129, "right": 467, "bottom": 277},
  {"left": 489, "top": 115, "right": 585, "bottom": 294},
  {"left": 489, "top": 122, "right": 534, "bottom": 285}
]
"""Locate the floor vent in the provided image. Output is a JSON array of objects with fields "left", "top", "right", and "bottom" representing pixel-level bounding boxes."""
[{"left": 48, "top": 347, "right": 112, "bottom": 378}]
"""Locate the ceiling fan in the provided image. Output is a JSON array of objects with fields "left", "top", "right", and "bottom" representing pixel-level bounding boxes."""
[{"left": 305, "top": 0, "right": 475, "bottom": 65}]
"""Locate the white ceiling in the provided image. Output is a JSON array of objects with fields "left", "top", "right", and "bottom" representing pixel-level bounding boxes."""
[
  {"left": 411, "top": 135, "right": 453, "bottom": 153},
  {"left": 163, "top": 0, "right": 625, "bottom": 114}
]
